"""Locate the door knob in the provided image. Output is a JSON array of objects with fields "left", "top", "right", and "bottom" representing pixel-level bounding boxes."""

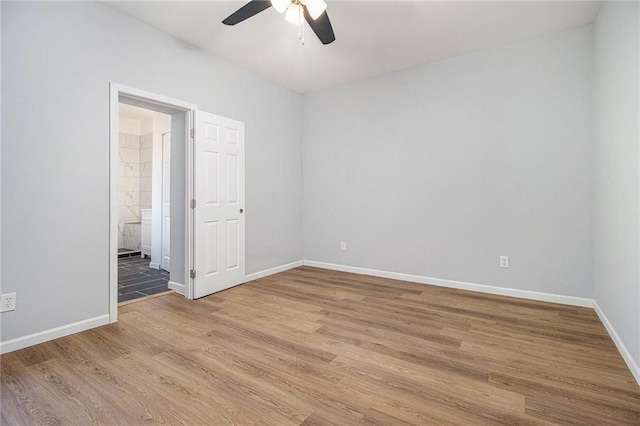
[{"left": 240, "top": 208, "right": 244, "bottom": 214}]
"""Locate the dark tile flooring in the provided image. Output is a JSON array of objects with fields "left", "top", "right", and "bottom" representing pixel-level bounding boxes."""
[{"left": 118, "top": 255, "right": 170, "bottom": 303}]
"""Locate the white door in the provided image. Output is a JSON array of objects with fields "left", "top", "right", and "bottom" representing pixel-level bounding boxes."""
[
  {"left": 192, "top": 111, "right": 245, "bottom": 298},
  {"left": 161, "top": 132, "right": 171, "bottom": 272}
]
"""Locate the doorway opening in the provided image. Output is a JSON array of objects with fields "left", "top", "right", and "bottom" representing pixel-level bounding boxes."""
[
  {"left": 116, "top": 103, "right": 172, "bottom": 303},
  {"left": 109, "top": 84, "right": 197, "bottom": 322}
]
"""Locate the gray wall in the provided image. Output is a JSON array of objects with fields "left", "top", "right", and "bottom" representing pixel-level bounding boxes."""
[
  {"left": 303, "top": 26, "right": 594, "bottom": 297},
  {"left": 1, "top": 2, "right": 303, "bottom": 341},
  {"left": 0, "top": 2, "right": 3, "bottom": 303},
  {"left": 593, "top": 2, "right": 640, "bottom": 367}
]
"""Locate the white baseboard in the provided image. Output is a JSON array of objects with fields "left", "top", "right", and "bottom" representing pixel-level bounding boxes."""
[
  {"left": 168, "top": 281, "right": 185, "bottom": 295},
  {"left": 593, "top": 301, "right": 640, "bottom": 385},
  {"left": 0, "top": 314, "right": 110, "bottom": 355},
  {"left": 303, "top": 260, "right": 593, "bottom": 308},
  {"left": 149, "top": 262, "right": 161, "bottom": 270},
  {"left": 245, "top": 260, "right": 304, "bottom": 282}
]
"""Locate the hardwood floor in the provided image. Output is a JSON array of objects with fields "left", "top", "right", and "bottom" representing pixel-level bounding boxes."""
[{"left": 2, "top": 266, "right": 639, "bottom": 425}]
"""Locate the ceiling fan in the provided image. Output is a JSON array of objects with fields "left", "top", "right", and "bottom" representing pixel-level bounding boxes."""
[{"left": 222, "top": 0, "right": 336, "bottom": 45}]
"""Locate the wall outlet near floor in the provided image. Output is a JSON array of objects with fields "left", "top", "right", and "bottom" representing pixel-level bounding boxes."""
[
  {"left": 340, "top": 241, "right": 347, "bottom": 251},
  {"left": 500, "top": 256, "right": 510, "bottom": 269},
  {"left": 0, "top": 293, "right": 17, "bottom": 312}
]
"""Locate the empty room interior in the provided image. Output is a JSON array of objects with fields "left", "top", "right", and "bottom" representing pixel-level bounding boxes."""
[{"left": 1, "top": 0, "right": 639, "bottom": 424}]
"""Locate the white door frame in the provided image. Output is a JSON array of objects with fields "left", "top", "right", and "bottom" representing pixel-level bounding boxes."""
[{"left": 109, "top": 83, "right": 197, "bottom": 322}]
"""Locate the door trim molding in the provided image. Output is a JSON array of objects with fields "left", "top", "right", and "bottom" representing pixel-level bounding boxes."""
[
  {"left": 109, "top": 83, "right": 197, "bottom": 323},
  {"left": 168, "top": 281, "right": 186, "bottom": 295}
]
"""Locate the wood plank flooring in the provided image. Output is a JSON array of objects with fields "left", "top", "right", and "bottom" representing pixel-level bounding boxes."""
[{"left": 2, "top": 266, "right": 639, "bottom": 425}]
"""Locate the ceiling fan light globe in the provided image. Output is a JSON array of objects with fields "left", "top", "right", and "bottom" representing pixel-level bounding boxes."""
[
  {"left": 271, "top": 0, "right": 291, "bottom": 14},
  {"left": 285, "top": 3, "right": 302, "bottom": 24},
  {"left": 305, "top": 0, "right": 327, "bottom": 20}
]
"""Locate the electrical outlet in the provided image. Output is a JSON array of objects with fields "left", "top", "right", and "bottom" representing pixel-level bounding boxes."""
[
  {"left": 0, "top": 293, "right": 16, "bottom": 313},
  {"left": 500, "top": 256, "right": 509, "bottom": 269},
  {"left": 340, "top": 241, "right": 347, "bottom": 251}
]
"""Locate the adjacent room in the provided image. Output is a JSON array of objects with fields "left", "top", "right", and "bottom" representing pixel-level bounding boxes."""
[
  {"left": 1, "top": 0, "right": 639, "bottom": 424},
  {"left": 117, "top": 103, "right": 172, "bottom": 303}
]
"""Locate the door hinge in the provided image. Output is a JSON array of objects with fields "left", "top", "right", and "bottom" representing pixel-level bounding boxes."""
[
  {"left": 190, "top": 270, "right": 196, "bottom": 279},
  {"left": 190, "top": 199, "right": 196, "bottom": 209},
  {"left": 190, "top": 128, "right": 195, "bottom": 138}
]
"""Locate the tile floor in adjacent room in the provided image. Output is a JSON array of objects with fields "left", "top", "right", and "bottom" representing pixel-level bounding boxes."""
[{"left": 118, "top": 254, "right": 170, "bottom": 303}]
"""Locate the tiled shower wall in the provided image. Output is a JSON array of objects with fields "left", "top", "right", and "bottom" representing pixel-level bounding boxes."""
[
  {"left": 118, "top": 132, "right": 153, "bottom": 250},
  {"left": 139, "top": 133, "right": 153, "bottom": 210}
]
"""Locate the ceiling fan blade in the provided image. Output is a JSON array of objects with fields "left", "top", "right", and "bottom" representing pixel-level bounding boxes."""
[
  {"left": 304, "top": 8, "right": 336, "bottom": 45},
  {"left": 222, "top": 0, "right": 272, "bottom": 26}
]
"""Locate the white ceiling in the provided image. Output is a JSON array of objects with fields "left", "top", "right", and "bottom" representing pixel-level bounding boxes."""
[
  {"left": 119, "top": 103, "right": 156, "bottom": 121},
  {"left": 104, "top": 1, "right": 602, "bottom": 93}
]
